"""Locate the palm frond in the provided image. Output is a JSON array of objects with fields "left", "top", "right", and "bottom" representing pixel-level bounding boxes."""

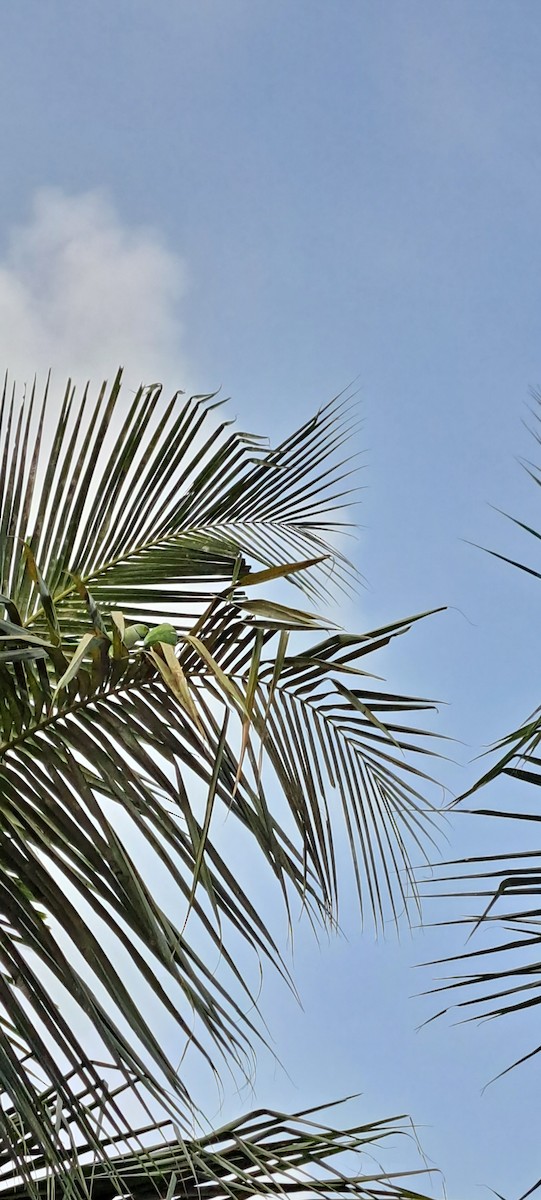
[
  {"left": 424, "top": 394, "right": 541, "bottom": 1097},
  {"left": 423, "top": 721, "right": 541, "bottom": 1078},
  {"left": 0, "top": 371, "right": 358, "bottom": 635},
  {"left": 0, "top": 371, "right": 442, "bottom": 1197},
  {"left": 249, "top": 611, "right": 445, "bottom": 931},
  {"left": 0, "top": 1101, "right": 437, "bottom": 1200}
]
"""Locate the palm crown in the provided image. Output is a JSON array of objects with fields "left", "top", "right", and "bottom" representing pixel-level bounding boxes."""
[{"left": 0, "top": 369, "right": 440, "bottom": 1200}]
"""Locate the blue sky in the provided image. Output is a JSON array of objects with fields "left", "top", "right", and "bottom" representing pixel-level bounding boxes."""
[{"left": 2, "top": 2, "right": 541, "bottom": 1195}]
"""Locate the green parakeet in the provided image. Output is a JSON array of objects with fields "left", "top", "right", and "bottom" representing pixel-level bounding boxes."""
[{"left": 143, "top": 623, "right": 178, "bottom": 648}]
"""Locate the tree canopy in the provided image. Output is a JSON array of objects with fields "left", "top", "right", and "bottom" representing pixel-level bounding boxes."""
[
  {"left": 1, "top": 368, "right": 540, "bottom": 1200},
  {"left": 0, "top": 370, "right": 444, "bottom": 1200}
]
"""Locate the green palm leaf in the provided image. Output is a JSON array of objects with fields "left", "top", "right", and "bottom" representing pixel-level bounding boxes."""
[
  {"left": 0, "top": 371, "right": 441, "bottom": 1198},
  {"left": 0, "top": 1102, "right": 436, "bottom": 1200}
]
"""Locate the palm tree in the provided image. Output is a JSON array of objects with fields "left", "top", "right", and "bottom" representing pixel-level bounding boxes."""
[{"left": 0, "top": 369, "right": 441, "bottom": 1199}]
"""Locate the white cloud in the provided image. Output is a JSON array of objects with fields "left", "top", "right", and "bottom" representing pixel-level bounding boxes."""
[{"left": 0, "top": 187, "right": 191, "bottom": 394}]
